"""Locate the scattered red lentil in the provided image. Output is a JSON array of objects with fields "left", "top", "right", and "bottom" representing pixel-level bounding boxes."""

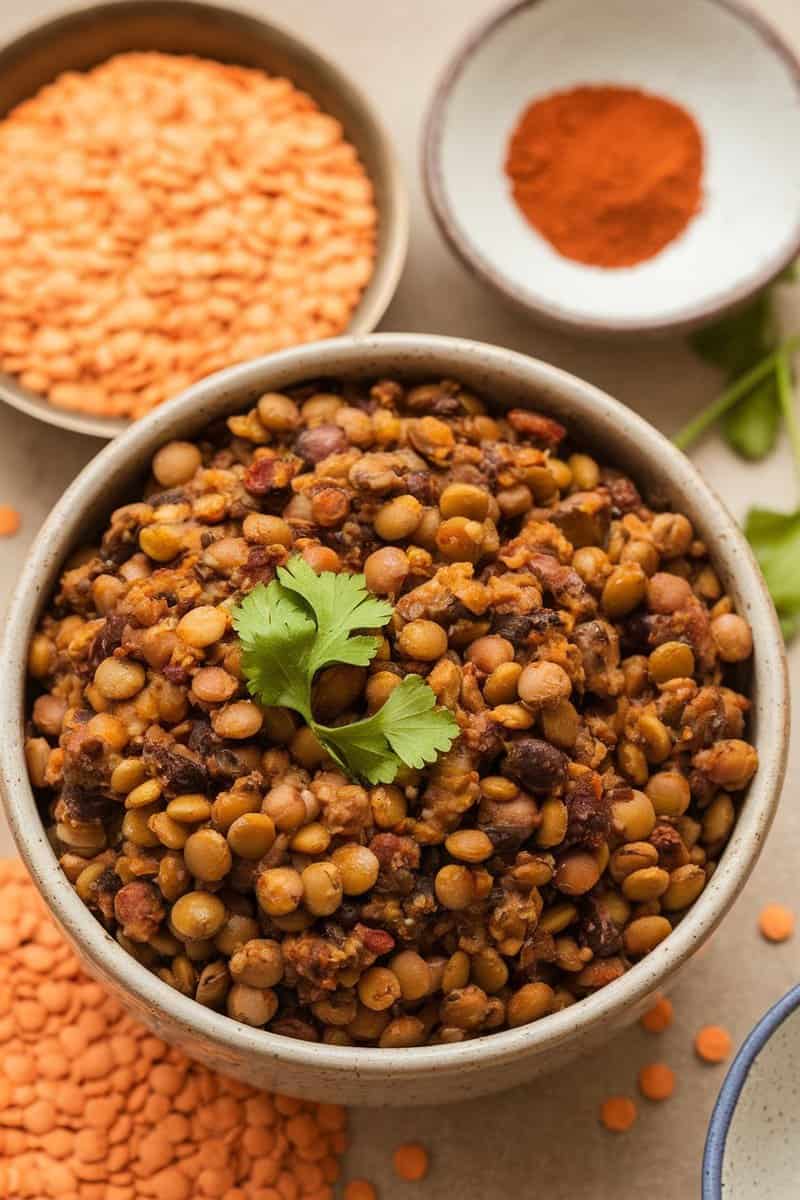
[
  {"left": 0, "top": 505, "right": 20, "bottom": 537},
  {"left": 638, "top": 1062, "right": 676, "bottom": 1102},
  {"left": 599, "top": 1096, "right": 637, "bottom": 1133},
  {"left": 695, "top": 1025, "right": 733, "bottom": 1064},
  {"left": 392, "top": 1143, "right": 429, "bottom": 1182},
  {"left": 640, "top": 995, "right": 674, "bottom": 1034},
  {"left": 344, "top": 1181, "right": 378, "bottom": 1200},
  {"left": 758, "top": 903, "right": 795, "bottom": 943},
  {"left": 0, "top": 859, "right": 347, "bottom": 1198}
]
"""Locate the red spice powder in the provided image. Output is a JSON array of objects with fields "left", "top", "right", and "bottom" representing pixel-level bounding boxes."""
[{"left": 505, "top": 84, "right": 703, "bottom": 269}]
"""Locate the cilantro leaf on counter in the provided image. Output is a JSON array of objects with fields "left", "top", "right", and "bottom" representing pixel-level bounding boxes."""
[
  {"left": 690, "top": 292, "right": 781, "bottom": 461},
  {"left": 744, "top": 507, "right": 800, "bottom": 638},
  {"left": 722, "top": 376, "right": 781, "bottom": 460},
  {"left": 232, "top": 557, "right": 458, "bottom": 784}
]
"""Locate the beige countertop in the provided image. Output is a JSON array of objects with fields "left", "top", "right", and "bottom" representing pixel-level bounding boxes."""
[{"left": 1, "top": 1, "right": 798, "bottom": 1195}]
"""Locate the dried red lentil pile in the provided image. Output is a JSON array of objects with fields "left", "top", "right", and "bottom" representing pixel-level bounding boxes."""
[
  {"left": 0, "top": 52, "right": 376, "bottom": 420},
  {"left": 0, "top": 861, "right": 347, "bottom": 1200}
]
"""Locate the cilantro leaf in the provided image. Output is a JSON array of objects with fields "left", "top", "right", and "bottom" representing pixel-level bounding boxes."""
[
  {"left": 316, "top": 676, "right": 460, "bottom": 785},
  {"left": 722, "top": 376, "right": 781, "bottom": 460},
  {"left": 691, "top": 292, "right": 774, "bottom": 377},
  {"left": 277, "top": 556, "right": 393, "bottom": 674},
  {"left": 745, "top": 508, "right": 800, "bottom": 635},
  {"left": 232, "top": 557, "right": 458, "bottom": 782},
  {"left": 690, "top": 291, "right": 781, "bottom": 462},
  {"left": 232, "top": 579, "right": 315, "bottom": 719}
]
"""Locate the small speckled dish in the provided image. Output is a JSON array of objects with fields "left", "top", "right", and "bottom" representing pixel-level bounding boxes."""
[
  {"left": 424, "top": 0, "right": 800, "bottom": 337},
  {"left": 0, "top": 0, "right": 408, "bottom": 439},
  {"left": 703, "top": 984, "right": 800, "bottom": 1198}
]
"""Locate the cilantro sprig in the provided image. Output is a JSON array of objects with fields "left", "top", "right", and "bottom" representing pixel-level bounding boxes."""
[
  {"left": 232, "top": 556, "right": 459, "bottom": 784},
  {"left": 674, "top": 277, "right": 800, "bottom": 638}
]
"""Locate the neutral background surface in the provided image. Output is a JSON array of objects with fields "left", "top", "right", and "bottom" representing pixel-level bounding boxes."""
[{"left": 0, "top": 1, "right": 798, "bottom": 1196}]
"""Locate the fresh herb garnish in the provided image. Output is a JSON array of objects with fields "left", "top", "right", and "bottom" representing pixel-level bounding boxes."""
[
  {"left": 690, "top": 292, "right": 781, "bottom": 460},
  {"left": 674, "top": 278, "right": 800, "bottom": 639},
  {"left": 232, "top": 556, "right": 459, "bottom": 784}
]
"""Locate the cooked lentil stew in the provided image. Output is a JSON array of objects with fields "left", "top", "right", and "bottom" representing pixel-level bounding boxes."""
[{"left": 24, "top": 376, "right": 757, "bottom": 1046}]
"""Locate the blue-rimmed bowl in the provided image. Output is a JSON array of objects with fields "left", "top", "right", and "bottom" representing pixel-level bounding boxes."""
[{"left": 703, "top": 984, "right": 800, "bottom": 1198}]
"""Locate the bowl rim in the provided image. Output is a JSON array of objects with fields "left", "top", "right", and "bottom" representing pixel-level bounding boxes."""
[
  {"left": 0, "top": 0, "right": 408, "bottom": 439},
  {"left": 0, "top": 331, "right": 789, "bottom": 1082},
  {"left": 421, "top": 0, "right": 800, "bottom": 338},
  {"left": 702, "top": 983, "right": 800, "bottom": 1198}
]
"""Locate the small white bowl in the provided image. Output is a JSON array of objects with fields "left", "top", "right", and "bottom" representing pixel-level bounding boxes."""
[
  {"left": 424, "top": 0, "right": 800, "bottom": 337},
  {"left": 704, "top": 985, "right": 800, "bottom": 1199}
]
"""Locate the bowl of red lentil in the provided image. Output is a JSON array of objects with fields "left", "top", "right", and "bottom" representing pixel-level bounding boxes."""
[
  {"left": 0, "top": 333, "right": 788, "bottom": 1106},
  {"left": 423, "top": 0, "right": 800, "bottom": 336},
  {"left": 0, "top": 1, "right": 407, "bottom": 437}
]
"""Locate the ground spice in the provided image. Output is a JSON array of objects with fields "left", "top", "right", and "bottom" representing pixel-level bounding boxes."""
[
  {"left": 505, "top": 85, "right": 703, "bottom": 268},
  {"left": 0, "top": 859, "right": 347, "bottom": 1199}
]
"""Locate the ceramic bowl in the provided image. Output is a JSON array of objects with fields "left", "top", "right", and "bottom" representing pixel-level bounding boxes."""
[
  {"left": 703, "top": 984, "right": 800, "bottom": 1198},
  {"left": 0, "top": 334, "right": 789, "bottom": 1106},
  {"left": 423, "top": 0, "right": 800, "bottom": 337},
  {"left": 0, "top": 0, "right": 408, "bottom": 439}
]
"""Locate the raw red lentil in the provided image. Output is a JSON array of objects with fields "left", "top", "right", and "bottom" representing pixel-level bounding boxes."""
[
  {"left": 640, "top": 995, "right": 674, "bottom": 1034},
  {"left": 0, "top": 860, "right": 347, "bottom": 1198},
  {"left": 758, "top": 903, "right": 795, "bottom": 943},
  {"left": 0, "top": 53, "right": 376, "bottom": 420},
  {"left": 25, "top": 373, "right": 758, "bottom": 1047},
  {"left": 599, "top": 1096, "right": 637, "bottom": 1133},
  {"left": 695, "top": 1025, "right": 733, "bottom": 1064}
]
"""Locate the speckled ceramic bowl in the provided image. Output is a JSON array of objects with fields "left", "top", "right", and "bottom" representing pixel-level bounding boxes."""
[
  {"left": 0, "top": 334, "right": 789, "bottom": 1105},
  {"left": 704, "top": 985, "right": 800, "bottom": 1198}
]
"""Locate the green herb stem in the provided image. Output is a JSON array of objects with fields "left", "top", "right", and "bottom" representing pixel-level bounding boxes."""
[
  {"left": 775, "top": 348, "right": 800, "bottom": 503},
  {"left": 674, "top": 335, "right": 800, "bottom": 451}
]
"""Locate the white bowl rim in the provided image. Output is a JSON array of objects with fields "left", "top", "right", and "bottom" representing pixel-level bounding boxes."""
[
  {"left": 0, "top": 331, "right": 789, "bottom": 1082},
  {"left": 422, "top": 0, "right": 800, "bottom": 338},
  {"left": 702, "top": 983, "right": 800, "bottom": 1198},
  {"left": 0, "top": 0, "right": 409, "bottom": 439}
]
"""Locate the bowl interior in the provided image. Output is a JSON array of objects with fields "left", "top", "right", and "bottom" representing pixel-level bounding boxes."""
[
  {"left": 0, "top": 0, "right": 406, "bottom": 437},
  {"left": 427, "top": 0, "right": 800, "bottom": 333},
  {"left": 705, "top": 989, "right": 800, "bottom": 1199}
]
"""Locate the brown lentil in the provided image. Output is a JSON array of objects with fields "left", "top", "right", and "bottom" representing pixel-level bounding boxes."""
[{"left": 27, "top": 373, "right": 757, "bottom": 1049}]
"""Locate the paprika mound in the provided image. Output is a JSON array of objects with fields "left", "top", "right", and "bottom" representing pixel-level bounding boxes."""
[{"left": 505, "top": 84, "right": 703, "bottom": 269}]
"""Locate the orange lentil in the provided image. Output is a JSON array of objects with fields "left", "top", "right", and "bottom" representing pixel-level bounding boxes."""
[
  {"left": 0, "top": 505, "right": 20, "bottom": 537},
  {"left": 640, "top": 995, "right": 674, "bottom": 1034},
  {"left": 758, "top": 903, "right": 795, "bottom": 943},
  {"left": 392, "top": 1143, "right": 429, "bottom": 1182},
  {"left": 600, "top": 1096, "right": 638, "bottom": 1133},
  {"left": 0, "top": 860, "right": 349, "bottom": 1198},
  {"left": 638, "top": 1062, "right": 676, "bottom": 1101},
  {"left": 344, "top": 1182, "right": 377, "bottom": 1200},
  {"left": 0, "top": 54, "right": 376, "bottom": 421},
  {"left": 695, "top": 1025, "right": 733, "bottom": 1064}
]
